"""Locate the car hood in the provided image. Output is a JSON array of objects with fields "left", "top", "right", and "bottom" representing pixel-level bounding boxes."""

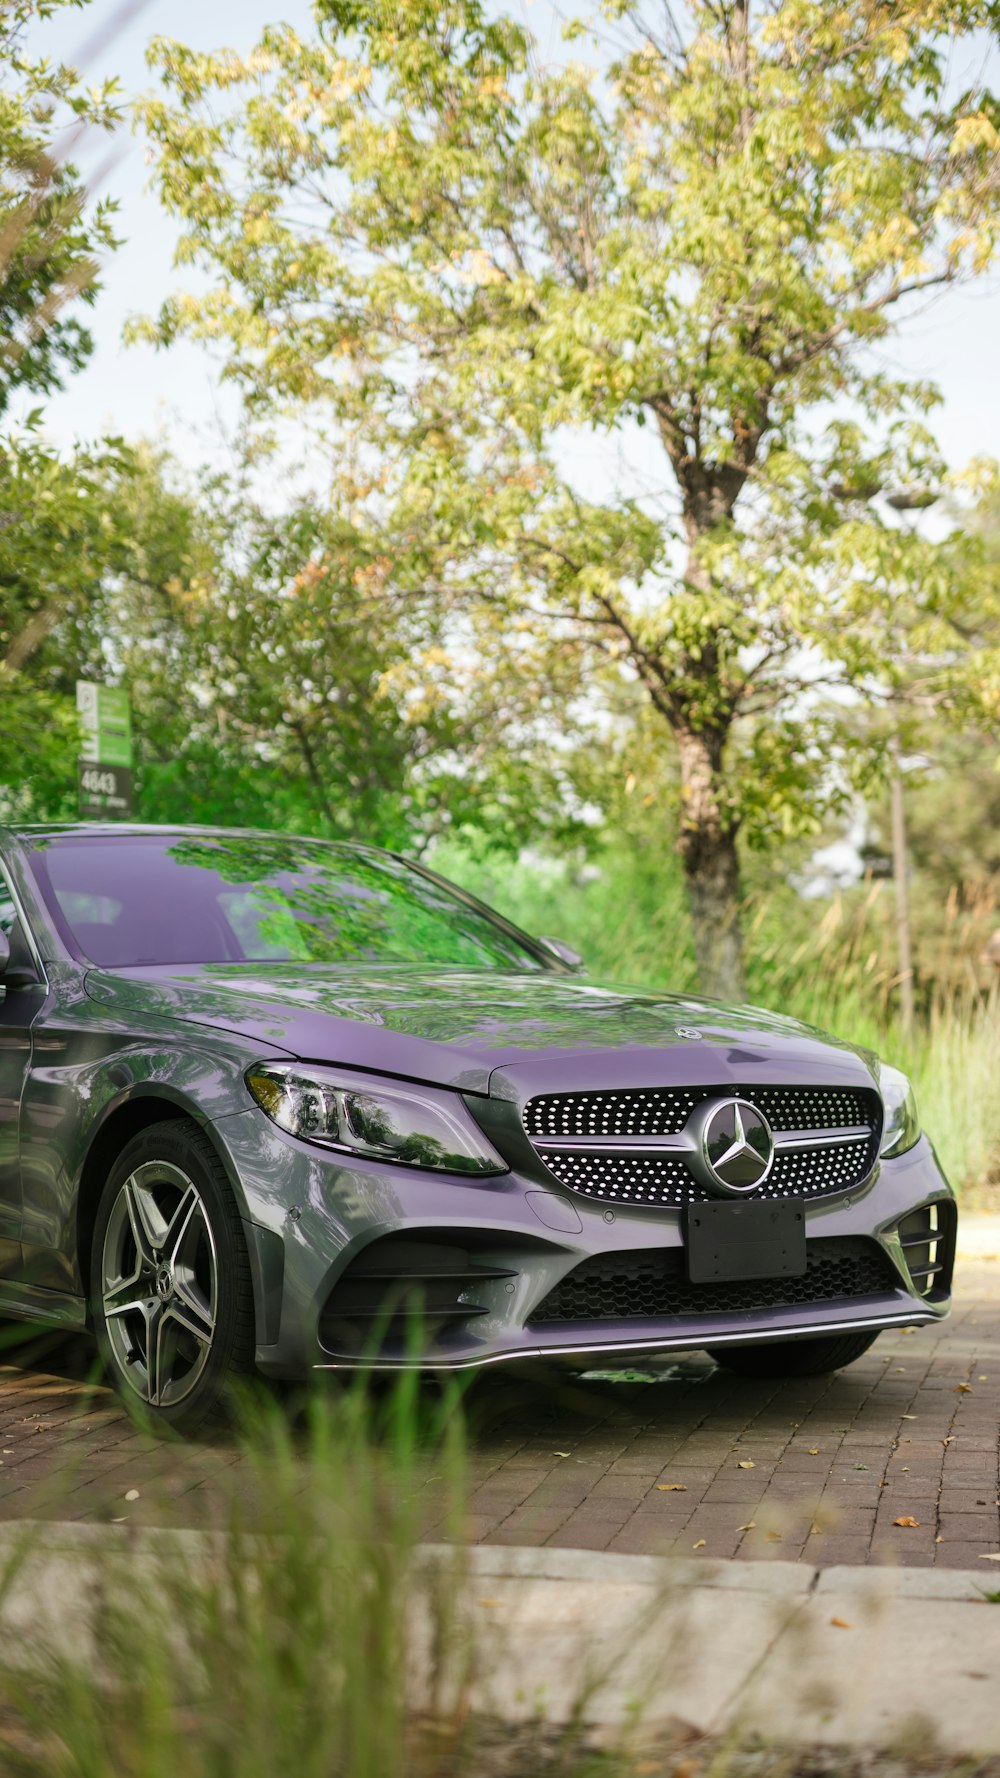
[{"left": 84, "top": 961, "right": 880, "bottom": 1098}]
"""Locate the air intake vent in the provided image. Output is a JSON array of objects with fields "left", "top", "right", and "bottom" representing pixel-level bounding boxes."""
[
  {"left": 897, "top": 1201, "right": 957, "bottom": 1300},
  {"left": 320, "top": 1237, "right": 516, "bottom": 1359},
  {"left": 529, "top": 1237, "right": 899, "bottom": 1323}
]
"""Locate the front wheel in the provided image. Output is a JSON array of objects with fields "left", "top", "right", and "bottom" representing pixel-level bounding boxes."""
[
  {"left": 92, "top": 1121, "right": 255, "bottom": 1435},
  {"left": 708, "top": 1329, "right": 881, "bottom": 1379}
]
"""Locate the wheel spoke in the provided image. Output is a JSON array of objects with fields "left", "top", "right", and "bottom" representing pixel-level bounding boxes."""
[
  {"left": 164, "top": 1295, "right": 213, "bottom": 1349},
  {"left": 103, "top": 1269, "right": 150, "bottom": 1321},
  {"left": 148, "top": 1303, "right": 179, "bottom": 1407},
  {"left": 173, "top": 1266, "right": 214, "bottom": 1334},
  {"left": 163, "top": 1184, "right": 201, "bottom": 1270},
  {"left": 123, "top": 1178, "right": 165, "bottom": 1266}
]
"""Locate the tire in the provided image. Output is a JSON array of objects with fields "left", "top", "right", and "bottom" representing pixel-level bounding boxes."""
[
  {"left": 707, "top": 1329, "right": 881, "bottom": 1379},
  {"left": 91, "top": 1120, "right": 255, "bottom": 1435}
]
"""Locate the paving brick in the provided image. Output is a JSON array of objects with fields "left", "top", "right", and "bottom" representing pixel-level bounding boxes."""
[
  {"left": 935, "top": 1541, "right": 1000, "bottom": 1567},
  {"left": 1, "top": 1255, "right": 997, "bottom": 1572}
]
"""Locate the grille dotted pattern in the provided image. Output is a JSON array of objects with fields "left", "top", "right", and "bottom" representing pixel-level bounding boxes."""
[
  {"left": 742, "top": 1086, "right": 874, "bottom": 1134},
  {"left": 523, "top": 1085, "right": 881, "bottom": 1210},
  {"left": 540, "top": 1150, "right": 697, "bottom": 1207},
  {"left": 524, "top": 1088, "right": 697, "bottom": 1141},
  {"left": 530, "top": 1239, "right": 899, "bottom": 1323},
  {"left": 767, "top": 1141, "right": 873, "bottom": 1199}
]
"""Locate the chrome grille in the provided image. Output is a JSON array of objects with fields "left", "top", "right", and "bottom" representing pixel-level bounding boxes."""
[{"left": 522, "top": 1084, "right": 881, "bottom": 1210}]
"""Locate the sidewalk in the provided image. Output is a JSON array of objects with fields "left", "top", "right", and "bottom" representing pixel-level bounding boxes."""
[
  {"left": 3, "top": 1525, "right": 1000, "bottom": 1754},
  {"left": 957, "top": 1213, "right": 1000, "bottom": 1261},
  {"left": 446, "top": 1542, "right": 1000, "bottom": 1751}
]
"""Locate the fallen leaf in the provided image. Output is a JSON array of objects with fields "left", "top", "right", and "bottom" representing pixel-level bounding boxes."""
[
  {"left": 737, "top": 1460, "right": 755, "bottom": 1470},
  {"left": 808, "top": 1447, "right": 820, "bottom": 1456},
  {"left": 657, "top": 1483, "right": 688, "bottom": 1492},
  {"left": 979, "top": 1375, "right": 987, "bottom": 1381},
  {"left": 33, "top": 1424, "right": 49, "bottom": 1434},
  {"left": 692, "top": 1539, "right": 707, "bottom": 1550},
  {"left": 901, "top": 1414, "right": 917, "bottom": 1420},
  {"left": 880, "top": 1481, "right": 889, "bottom": 1488},
  {"left": 935, "top": 1536, "right": 944, "bottom": 1544},
  {"left": 943, "top": 1437, "right": 953, "bottom": 1447},
  {"left": 766, "top": 1530, "right": 783, "bottom": 1542},
  {"left": 893, "top": 1516, "right": 920, "bottom": 1528},
  {"left": 124, "top": 1489, "right": 140, "bottom": 1503},
  {"left": 552, "top": 1451, "right": 571, "bottom": 1458},
  {"left": 830, "top": 1617, "right": 852, "bottom": 1630},
  {"left": 737, "top": 1522, "right": 756, "bottom": 1532},
  {"left": 979, "top": 1553, "right": 1000, "bottom": 1562},
  {"left": 854, "top": 1464, "right": 869, "bottom": 1471},
  {"left": 955, "top": 1383, "right": 973, "bottom": 1394}
]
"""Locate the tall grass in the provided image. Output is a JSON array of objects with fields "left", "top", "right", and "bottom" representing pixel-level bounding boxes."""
[
  {"left": 439, "top": 841, "right": 1000, "bottom": 1200},
  {"left": 0, "top": 1377, "right": 663, "bottom": 1778},
  {"left": 0, "top": 1379, "right": 471, "bottom": 1778}
]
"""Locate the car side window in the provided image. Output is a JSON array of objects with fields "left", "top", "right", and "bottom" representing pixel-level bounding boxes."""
[{"left": 0, "top": 872, "right": 16, "bottom": 937}]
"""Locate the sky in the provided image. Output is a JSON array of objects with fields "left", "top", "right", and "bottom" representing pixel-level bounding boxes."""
[{"left": 21, "top": 0, "right": 1000, "bottom": 494}]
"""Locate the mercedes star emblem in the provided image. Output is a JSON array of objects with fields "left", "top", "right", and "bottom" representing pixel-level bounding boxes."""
[{"left": 696, "top": 1098, "right": 775, "bottom": 1195}]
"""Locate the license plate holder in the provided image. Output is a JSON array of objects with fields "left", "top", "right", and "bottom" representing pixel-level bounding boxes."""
[{"left": 684, "top": 1199, "right": 807, "bottom": 1284}]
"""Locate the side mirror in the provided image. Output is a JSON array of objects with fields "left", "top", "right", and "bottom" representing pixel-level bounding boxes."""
[
  {"left": 538, "top": 935, "right": 585, "bottom": 971},
  {"left": 0, "top": 926, "right": 39, "bottom": 992}
]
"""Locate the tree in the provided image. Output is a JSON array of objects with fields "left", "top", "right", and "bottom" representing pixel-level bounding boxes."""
[
  {"left": 105, "top": 451, "right": 590, "bottom": 849},
  {"left": 0, "top": 0, "right": 120, "bottom": 410},
  {"left": 138, "top": 0, "right": 1000, "bottom": 996}
]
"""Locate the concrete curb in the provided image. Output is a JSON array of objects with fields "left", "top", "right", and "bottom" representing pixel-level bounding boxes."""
[
  {"left": 3, "top": 1523, "right": 1000, "bottom": 1752},
  {"left": 441, "top": 1542, "right": 1000, "bottom": 1749}
]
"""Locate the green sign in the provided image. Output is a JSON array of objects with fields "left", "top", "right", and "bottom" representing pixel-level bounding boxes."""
[{"left": 77, "top": 681, "right": 133, "bottom": 769}]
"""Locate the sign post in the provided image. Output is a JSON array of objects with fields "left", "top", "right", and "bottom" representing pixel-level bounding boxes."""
[{"left": 76, "top": 682, "right": 134, "bottom": 819}]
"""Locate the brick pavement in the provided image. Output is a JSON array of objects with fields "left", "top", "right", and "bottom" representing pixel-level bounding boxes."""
[{"left": 0, "top": 1254, "right": 997, "bottom": 1567}]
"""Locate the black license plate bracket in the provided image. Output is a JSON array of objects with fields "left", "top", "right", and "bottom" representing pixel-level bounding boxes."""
[{"left": 684, "top": 1199, "right": 807, "bottom": 1284}]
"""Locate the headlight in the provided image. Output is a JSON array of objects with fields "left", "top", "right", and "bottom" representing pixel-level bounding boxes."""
[
  {"left": 245, "top": 1064, "right": 508, "bottom": 1176},
  {"left": 879, "top": 1063, "right": 920, "bottom": 1157}
]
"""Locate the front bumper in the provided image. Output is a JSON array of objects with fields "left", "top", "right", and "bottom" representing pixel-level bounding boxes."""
[{"left": 211, "top": 1111, "right": 956, "bottom": 1377}]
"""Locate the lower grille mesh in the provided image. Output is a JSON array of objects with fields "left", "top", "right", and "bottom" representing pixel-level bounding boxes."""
[{"left": 529, "top": 1238, "right": 900, "bottom": 1324}]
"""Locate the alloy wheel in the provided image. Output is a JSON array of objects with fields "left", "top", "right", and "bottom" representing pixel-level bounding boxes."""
[{"left": 100, "top": 1159, "right": 218, "bottom": 1408}]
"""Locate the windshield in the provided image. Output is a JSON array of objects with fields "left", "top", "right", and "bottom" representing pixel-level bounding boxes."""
[{"left": 28, "top": 833, "right": 551, "bottom": 972}]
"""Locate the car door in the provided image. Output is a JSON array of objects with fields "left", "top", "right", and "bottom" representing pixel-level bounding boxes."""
[{"left": 0, "top": 858, "right": 41, "bottom": 1276}]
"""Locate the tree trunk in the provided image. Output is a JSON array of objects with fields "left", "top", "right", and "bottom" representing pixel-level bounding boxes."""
[
  {"left": 676, "top": 725, "right": 746, "bottom": 1003},
  {"left": 0, "top": 599, "right": 62, "bottom": 678}
]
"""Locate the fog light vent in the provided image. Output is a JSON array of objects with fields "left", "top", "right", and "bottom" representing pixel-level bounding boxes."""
[
  {"left": 319, "top": 1237, "right": 516, "bottom": 1359},
  {"left": 897, "top": 1202, "right": 956, "bottom": 1299}
]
